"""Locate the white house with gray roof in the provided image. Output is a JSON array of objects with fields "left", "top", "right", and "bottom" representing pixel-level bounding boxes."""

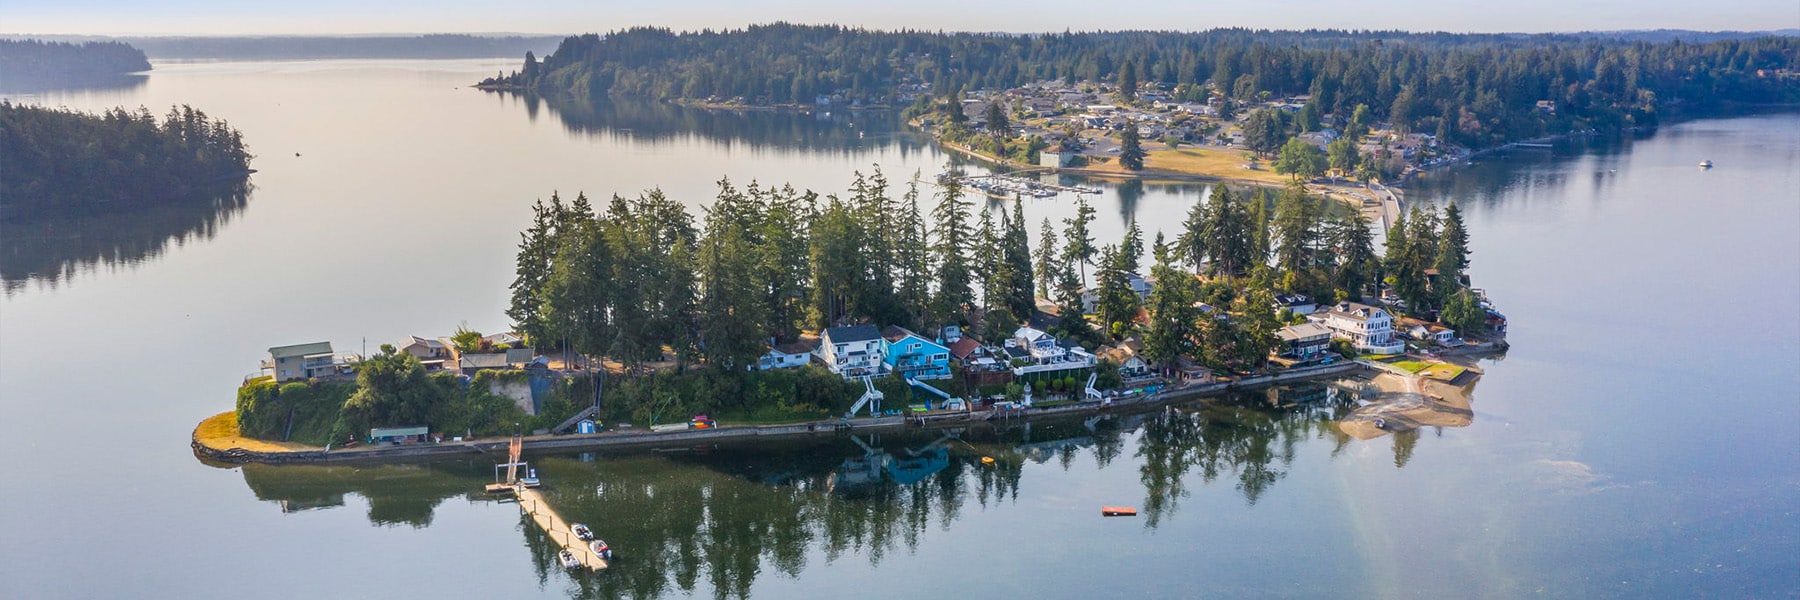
[
  {"left": 1312, "top": 302, "right": 1404, "bottom": 354},
  {"left": 817, "top": 324, "right": 887, "bottom": 378}
]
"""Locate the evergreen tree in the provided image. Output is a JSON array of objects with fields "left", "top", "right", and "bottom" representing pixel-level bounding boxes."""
[
  {"left": 1062, "top": 195, "right": 1097, "bottom": 285},
  {"left": 697, "top": 180, "right": 771, "bottom": 370},
  {"left": 1005, "top": 199, "right": 1037, "bottom": 319},
  {"left": 1142, "top": 234, "right": 1197, "bottom": 370},
  {"left": 1094, "top": 244, "right": 1138, "bottom": 340},
  {"left": 1272, "top": 183, "right": 1325, "bottom": 285},
  {"left": 976, "top": 207, "right": 1006, "bottom": 313},
  {"left": 1382, "top": 209, "right": 1411, "bottom": 303},
  {"left": 1119, "top": 124, "right": 1146, "bottom": 171},
  {"left": 1247, "top": 189, "right": 1272, "bottom": 269},
  {"left": 1436, "top": 202, "right": 1471, "bottom": 284},
  {"left": 508, "top": 195, "right": 559, "bottom": 346},
  {"left": 1120, "top": 218, "right": 1144, "bottom": 274},
  {"left": 1181, "top": 185, "right": 1252, "bottom": 277},
  {"left": 1118, "top": 60, "right": 1139, "bottom": 101},
  {"left": 932, "top": 180, "right": 974, "bottom": 323},
  {"left": 1033, "top": 217, "right": 1059, "bottom": 300},
  {"left": 894, "top": 181, "right": 933, "bottom": 328},
  {"left": 1330, "top": 210, "right": 1378, "bottom": 301},
  {"left": 984, "top": 101, "right": 1010, "bottom": 136}
]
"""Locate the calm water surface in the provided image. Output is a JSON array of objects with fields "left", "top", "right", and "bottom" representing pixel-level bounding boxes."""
[{"left": 1, "top": 60, "right": 1795, "bottom": 599}]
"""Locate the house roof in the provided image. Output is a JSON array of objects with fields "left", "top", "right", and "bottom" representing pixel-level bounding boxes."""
[
  {"left": 1326, "top": 302, "right": 1388, "bottom": 322},
  {"left": 880, "top": 325, "right": 917, "bottom": 343},
  {"left": 1274, "top": 293, "right": 1314, "bottom": 307},
  {"left": 948, "top": 337, "right": 986, "bottom": 360},
  {"left": 1014, "top": 326, "right": 1051, "bottom": 342},
  {"left": 270, "top": 341, "right": 333, "bottom": 359},
  {"left": 1276, "top": 322, "right": 1333, "bottom": 342},
  {"left": 823, "top": 324, "right": 882, "bottom": 344},
  {"left": 402, "top": 336, "right": 445, "bottom": 349}
]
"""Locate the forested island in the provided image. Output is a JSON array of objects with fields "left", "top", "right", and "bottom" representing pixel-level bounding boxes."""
[
  {"left": 0, "top": 39, "right": 148, "bottom": 78},
  {"left": 481, "top": 25, "right": 1800, "bottom": 154},
  {"left": 0, "top": 103, "right": 252, "bottom": 219},
  {"left": 231, "top": 167, "right": 1495, "bottom": 449},
  {"left": 0, "top": 39, "right": 150, "bottom": 91}
]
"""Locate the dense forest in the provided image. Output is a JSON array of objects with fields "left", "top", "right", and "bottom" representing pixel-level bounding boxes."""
[
  {"left": 503, "top": 167, "right": 1472, "bottom": 424},
  {"left": 483, "top": 25, "right": 1800, "bottom": 148},
  {"left": 0, "top": 39, "right": 150, "bottom": 90},
  {"left": 0, "top": 103, "right": 251, "bottom": 218}
]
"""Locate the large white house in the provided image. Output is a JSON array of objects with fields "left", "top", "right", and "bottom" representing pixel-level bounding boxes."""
[
  {"left": 1313, "top": 302, "right": 1405, "bottom": 354},
  {"left": 816, "top": 324, "right": 887, "bottom": 378},
  {"left": 1003, "top": 327, "right": 1096, "bottom": 376}
]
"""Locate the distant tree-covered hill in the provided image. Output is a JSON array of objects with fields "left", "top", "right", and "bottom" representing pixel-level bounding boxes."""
[
  {"left": 0, "top": 39, "right": 150, "bottom": 89},
  {"left": 9, "top": 34, "right": 563, "bottom": 60},
  {"left": 0, "top": 103, "right": 251, "bottom": 219},
  {"left": 483, "top": 24, "right": 1800, "bottom": 148}
]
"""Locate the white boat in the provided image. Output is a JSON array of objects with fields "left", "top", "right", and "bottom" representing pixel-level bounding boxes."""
[
  {"left": 1699, "top": 160, "right": 1713, "bottom": 168},
  {"left": 571, "top": 523, "right": 594, "bottom": 541},
  {"left": 589, "top": 539, "right": 614, "bottom": 561},
  {"left": 519, "top": 468, "right": 541, "bottom": 488},
  {"left": 558, "top": 550, "right": 580, "bottom": 570}
]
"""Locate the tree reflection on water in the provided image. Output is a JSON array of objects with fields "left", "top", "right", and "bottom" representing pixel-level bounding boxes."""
[{"left": 231, "top": 381, "right": 1454, "bottom": 598}]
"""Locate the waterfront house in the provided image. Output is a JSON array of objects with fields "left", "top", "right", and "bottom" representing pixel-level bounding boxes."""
[
  {"left": 1275, "top": 322, "right": 1333, "bottom": 360},
  {"left": 882, "top": 327, "right": 953, "bottom": 380},
  {"left": 1006, "top": 326, "right": 1096, "bottom": 376},
  {"left": 1312, "top": 302, "right": 1405, "bottom": 354},
  {"left": 1175, "top": 357, "right": 1214, "bottom": 383},
  {"left": 1099, "top": 340, "right": 1154, "bottom": 382},
  {"left": 268, "top": 341, "right": 338, "bottom": 382},
  {"left": 817, "top": 324, "right": 887, "bottom": 378},
  {"left": 757, "top": 338, "right": 817, "bottom": 371}
]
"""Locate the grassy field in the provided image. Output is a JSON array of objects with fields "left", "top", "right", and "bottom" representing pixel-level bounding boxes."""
[
  {"left": 193, "top": 411, "right": 319, "bottom": 452},
  {"left": 1131, "top": 148, "right": 1294, "bottom": 185},
  {"left": 1387, "top": 359, "right": 1467, "bottom": 381}
]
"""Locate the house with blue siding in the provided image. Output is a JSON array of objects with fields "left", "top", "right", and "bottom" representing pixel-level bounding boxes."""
[{"left": 881, "top": 326, "right": 952, "bottom": 380}]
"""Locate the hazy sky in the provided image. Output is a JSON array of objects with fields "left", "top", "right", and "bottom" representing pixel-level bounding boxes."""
[{"left": 4, "top": 0, "right": 1797, "bottom": 36}]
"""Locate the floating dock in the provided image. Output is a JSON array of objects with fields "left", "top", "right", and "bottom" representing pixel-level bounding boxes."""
[
  {"left": 940, "top": 173, "right": 1101, "bottom": 199},
  {"left": 517, "top": 487, "right": 609, "bottom": 571}
]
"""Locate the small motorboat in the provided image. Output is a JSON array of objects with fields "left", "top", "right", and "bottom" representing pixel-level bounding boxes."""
[
  {"left": 519, "top": 468, "right": 541, "bottom": 488},
  {"left": 1699, "top": 160, "right": 1714, "bottom": 168},
  {"left": 1101, "top": 506, "right": 1139, "bottom": 517},
  {"left": 558, "top": 550, "right": 580, "bottom": 570},
  {"left": 571, "top": 523, "right": 594, "bottom": 541},
  {"left": 589, "top": 539, "right": 614, "bottom": 561}
]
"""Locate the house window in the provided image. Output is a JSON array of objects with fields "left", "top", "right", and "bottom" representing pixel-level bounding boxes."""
[{"left": 931, "top": 353, "right": 947, "bottom": 362}]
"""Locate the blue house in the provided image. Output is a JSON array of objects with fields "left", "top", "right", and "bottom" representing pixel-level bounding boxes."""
[{"left": 881, "top": 326, "right": 952, "bottom": 380}]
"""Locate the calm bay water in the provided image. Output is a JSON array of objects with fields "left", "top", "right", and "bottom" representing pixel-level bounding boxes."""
[{"left": 1, "top": 60, "right": 1795, "bottom": 599}]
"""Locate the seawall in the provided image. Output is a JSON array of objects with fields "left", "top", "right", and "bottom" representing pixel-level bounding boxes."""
[{"left": 193, "top": 361, "right": 1365, "bottom": 466}]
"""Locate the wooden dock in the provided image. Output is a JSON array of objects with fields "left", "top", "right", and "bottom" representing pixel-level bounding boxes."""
[{"left": 516, "top": 487, "right": 609, "bottom": 571}]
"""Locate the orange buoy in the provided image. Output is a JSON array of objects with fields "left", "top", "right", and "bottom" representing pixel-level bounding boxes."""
[
  {"left": 980, "top": 456, "right": 996, "bottom": 465},
  {"left": 1101, "top": 506, "right": 1138, "bottom": 517}
]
